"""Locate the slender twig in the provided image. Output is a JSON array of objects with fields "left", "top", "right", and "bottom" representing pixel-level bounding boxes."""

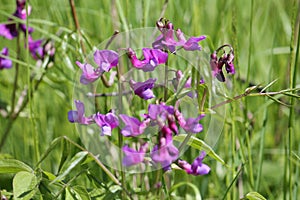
[
  {"left": 105, "top": 30, "right": 120, "bottom": 49},
  {"left": 210, "top": 87, "right": 300, "bottom": 110},
  {"left": 158, "top": 0, "right": 169, "bottom": 21},
  {"left": 69, "top": 0, "right": 86, "bottom": 55},
  {"left": 87, "top": 91, "right": 132, "bottom": 97},
  {"left": 62, "top": 136, "right": 122, "bottom": 186},
  {"left": 10, "top": 35, "right": 21, "bottom": 116}
]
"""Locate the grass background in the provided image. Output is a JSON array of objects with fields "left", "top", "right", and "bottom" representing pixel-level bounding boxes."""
[{"left": 0, "top": 0, "right": 299, "bottom": 199}]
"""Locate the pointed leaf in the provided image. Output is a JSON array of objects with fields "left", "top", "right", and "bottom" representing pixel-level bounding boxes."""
[
  {"left": 244, "top": 191, "right": 267, "bottom": 200},
  {"left": 13, "top": 171, "right": 38, "bottom": 200},
  {"left": 51, "top": 151, "right": 88, "bottom": 183},
  {"left": 170, "top": 182, "right": 201, "bottom": 200},
  {"left": 72, "top": 185, "right": 91, "bottom": 200},
  {"left": 0, "top": 159, "right": 33, "bottom": 174},
  {"left": 173, "top": 135, "right": 226, "bottom": 166}
]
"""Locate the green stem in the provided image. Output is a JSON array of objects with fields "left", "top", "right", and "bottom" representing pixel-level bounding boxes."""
[
  {"left": 246, "top": 0, "right": 254, "bottom": 84},
  {"left": 255, "top": 104, "right": 267, "bottom": 191},
  {"left": 10, "top": 35, "right": 20, "bottom": 116},
  {"left": 164, "top": 55, "right": 169, "bottom": 101},
  {"left": 116, "top": 64, "right": 126, "bottom": 199},
  {"left": 178, "top": 132, "right": 193, "bottom": 153},
  {"left": 244, "top": 0, "right": 255, "bottom": 189},
  {"left": 287, "top": 1, "right": 299, "bottom": 199}
]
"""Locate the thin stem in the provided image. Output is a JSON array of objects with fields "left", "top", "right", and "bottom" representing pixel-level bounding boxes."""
[
  {"left": 105, "top": 30, "right": 120, "bottom": 49},
  {"left": 62, "top": 136, "right": 121, "bottom": 186},
  {"left": 210, "top": 87, "right": 300, "bottom": 110},
  {"left": 178, "top": 132, "right": 193, "bottom": 153},
  {"left": 246, "top": 0, "right": 254, "bottom": 84},
  {"left": 287, "top": 1, "right": 299, "bottom": 199},
  {"left": 87, "top": 91, "right": 132, "bottom": 97},
  {"left": 164, "top": 55, "right": 169, "bottom": 101},
  {"left": 10, "top": 35, "right": 21, "bottom": 115},
  {"left": 116, "top": 64, "right": 126, "bottom": 198},
  {"left": 255, "top": 100, "right": 267, "bottom": 191},
  {"left": 158, "top": 0, "right": 169, "bottom": 21},
  {"left": 69, "top": 0, "right": 86, "bottom": 56}
]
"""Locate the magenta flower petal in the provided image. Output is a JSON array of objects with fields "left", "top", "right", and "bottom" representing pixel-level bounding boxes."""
[
  {"left": 147, "top": 103, "right": 174, "bottom": 121},
  {"left": 122, "top": 143, "right": 148, "bottom": 166},
  {"left": 183, "top": 36, "right": 206, "bottom": 51},
  {"left": 0, "top": 24, "right": 17, "bottom": 40},
  {"left": 127, "top": 48, "right": 168, "bottom": 72},
  {"left": 151, "top": 136, "right": 179, "bottom": 168},
  {"left": 68, "top": 100, "right": 93, "bottom": 125},
  {"left": 178, "top": 151, "right": 210, "bottom": 176},
  {"left": 0, "top": 1, "right": 33, "bottom": 40},
  {"left": 119, "top": 114, "right": 149, "bottom": 137},
  {"left": 28, "top": 37, "right": 44, "bottom": 60},
  {"left": 93, "top": 50, "right": 119, "bottom": 72},
  {"left": 76, "top": 61, "right": 101, "bottom": 84},
  {"left": 183, "top": 114, "right": 205, "bottom": 133},
  {"left": 94, "top": 112, "right": 119, "bottom": 136},
  {"left": 0, "top": 47, "right": 12, "bottom": 69},
  {"left": 130, "top": 78, "right": 156, "bottom": 100}
]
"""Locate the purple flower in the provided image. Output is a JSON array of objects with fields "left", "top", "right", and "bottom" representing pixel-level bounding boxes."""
[
  {"left": 153, "top": 22, "right": 177, "bottom": 53},
  {"left": 210, "top": 45, "right": 235, "bottom": 82},
  {"left": 151, "top": 126, "right": 179, "bottom": 169},
  {"left": 76, "top": 50, "right": 119, "bottom": 84},
  {"left": 93, "top": 50, "right": 119, "bottom": 72},
  {"left": 152, "top": 19, "right": 206, "bottom": 53},
  {"left": 129, "top": 78, "right": 156, "bottom": 100},
  {"left": 122, "top": 143, "right": 148, "bottom": 166},
  {"left": 94, "top": 112, "right": 119, "bottom": 136},
  {"left": 76, "top": 61, "right": 102, "bottom": 84},
  {"left": 0, "top": 23, "right": 18, "bottom": 40},
  {"left": 28, "top": 37, "right": 44, "bottom": 60},
  {"left": 119, "top": 114, "right": 150, "bottom": 137},
  {"left": 147, "top": 103, "right": 174, "bottom": 122},
  {"left": 0, "top": 47, "right": 13, "bottom": 70},
  {"left": 127, "top": 48, "right": 168, "bottom": 72},
  {"left": 174, "top": 101, "right": 204, "bottom": 133},
  {"left": 210, "top": 52, "right": 225, "bottom": 82},
  {"left": 178, "top": 151, "right": 210, "bottom": 176},
  {"left": 0, "top": 0, "right": 33, "bottom": 40},
  {"left": 68, "top": 100, "right": 93, "bottom": 125},
  {"left": 175, "top": 29, "right": 206, "bottom": 51},
  {"left": 183, "top": 115, "right": 205, "bottom": 133}
]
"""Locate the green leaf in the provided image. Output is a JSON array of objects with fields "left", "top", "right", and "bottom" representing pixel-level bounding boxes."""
[
  {"left": 72, "top": 185, "right": 91, "bottom": 200},
  {"left": 13, "top": 171, "right": 38, "bottom": 200},
  {"left": 42, "top": 170, "right": 57, "bottom": 181},
  {"left": 243, "top": 191, "right": 267, "bottom": 200},
  {"left": 0, "top": 159, "right": 33, "bottom": 174},
  {"left": 51, "top": 151, "right": 88, "bottom": 183},
  {"left": 173, "top": 135, "right": 226, "bottom": 166},
  {"left": 170, "top": 182, "right": 202, "bottom": 200},
  {"left": 65, "top": 187, "right": 76, "bottom": 200}
]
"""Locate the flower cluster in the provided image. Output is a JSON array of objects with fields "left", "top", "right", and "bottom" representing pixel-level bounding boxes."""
[
  {"left": 0, "top": 0, "right": 55, "bottom": 66},
  {"left": 0, "top": 0, "right": 33, "bottom": 40},
  {"left": 210, "top": 44, "right": 235, "bottom": 82},
  {"left": 153, "top": 18, "right": 206, "bottom": 54},
  {"left": 67, "top": 18, "right": 229, "bottom": 176}
]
